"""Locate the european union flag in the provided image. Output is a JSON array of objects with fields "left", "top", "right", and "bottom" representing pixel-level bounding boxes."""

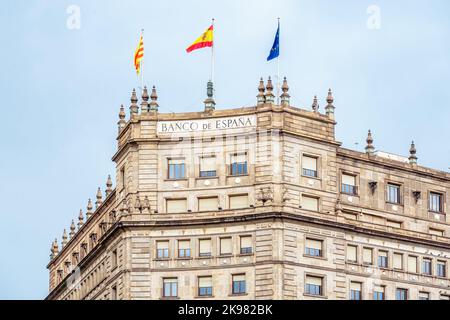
[{"left": 267, "top": 21, "right": 280, "bottom": 61}]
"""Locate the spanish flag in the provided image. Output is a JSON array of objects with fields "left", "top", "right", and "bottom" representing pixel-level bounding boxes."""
[
  {"left": 186, "top": 24, "right": 214, "bottom": 53},
  {"left": 134, "top": 34, "right": 144, "bottom": 75}
]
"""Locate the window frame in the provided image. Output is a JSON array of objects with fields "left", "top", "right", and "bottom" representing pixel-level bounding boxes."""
[
  {"left": 199, "top": 155, "right": 217, "bottom": 178},
  {"left": 304, "top": 274, "right": 324, "bottom": 297},
  {"left": 429, "top": 191, "right": 444, "bottom": 213},
  {"left": 231, "top": 274, "right": 246, "bottom": 295},
  {"left": 198, "top": 276, "right": 213, "bottom": 297},
  {"left": 239, "top": 235, "right": 253, "bottom": 255},
  {"left": 167, "top": 157, "right": 186, "bottom": 180},
  {"left": 378, "top": 250, "right": 389, "bottom": 268},
  {"left": 304, "top": 237, "right": 324, "bottom": 258},
  {"left": 229, "top": 152, "right": 248, "bottom": 176},
  {"left": 386, "top": 182, "right": 402, "bottom": 205},
  {"left": 301, "top": 154, "right": 319, "bottom": 178},
  {"left": 341, "top": 172, "right": 358, "bottom": 196},
  {"left": 162, "top": 278, "right": 178, "bottom": 298}
]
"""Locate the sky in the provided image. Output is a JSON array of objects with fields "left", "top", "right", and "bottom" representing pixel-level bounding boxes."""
[{"left": 0, "top": 0, "right": 449, "bottom": 299}]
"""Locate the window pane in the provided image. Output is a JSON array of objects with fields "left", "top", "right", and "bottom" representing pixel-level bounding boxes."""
[
  {"left": 347, "top": 245, "right": 357, "bottom": 262},
  {"left": 302, "top": 196, "right": 318, "bottom": 211},
  {"left": 230, "top": 195, "right": 248, "bottom": 209},
  {"left": 198, "top": 197, "right": 218, "bottom": 211},
  {"left": 220, "top": 238, "right": 232, "bottom": 255},
  {"left": 167, "top": 199, "right": 187, "bottom": 213}
]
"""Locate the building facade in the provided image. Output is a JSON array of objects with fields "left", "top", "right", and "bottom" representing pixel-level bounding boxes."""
[{"left": 46, "top": 78, "right": 450, "bottom": 300}]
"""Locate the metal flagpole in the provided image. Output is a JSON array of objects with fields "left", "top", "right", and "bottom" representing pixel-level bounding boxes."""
[
  {"left": 211, "top": 18, "right": 215, "bottom": 84},
  {"left": 276, "top": 18, "right": 280, "bottom": 105},
  {"left": 141, "top": 29, "right": 144, "bottom": 93}
]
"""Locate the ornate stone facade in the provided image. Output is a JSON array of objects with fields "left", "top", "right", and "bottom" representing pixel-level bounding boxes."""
[{"left": 46, "top": 79, "right": 450, "bottom": 300}]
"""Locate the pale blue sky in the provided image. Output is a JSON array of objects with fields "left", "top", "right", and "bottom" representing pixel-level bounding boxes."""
[{"left": 0, "top": 0, "right": 449, "bottom": 299}]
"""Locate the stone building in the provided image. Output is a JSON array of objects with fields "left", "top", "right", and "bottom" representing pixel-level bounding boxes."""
[{"left": 46, "top": 78, "right": 450, "bottom": 300}]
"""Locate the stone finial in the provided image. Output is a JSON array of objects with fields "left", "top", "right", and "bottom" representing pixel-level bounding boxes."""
[
  {"left": 140, "top": 86, "right": 149, "bottom": 113},
  {"left": 51, "top": 238, "right": 59, "bottom": 259},
  {"left": 86, "top": 198, "right": 93, "bottom": 219},
  {"left": 257, "top": 77, "right": 266, "bottom": 105},
  {"left": 106, "top": 175, "right": 113, "bottom": 197},
  {"left": 62, "top": 229, "right": 68, "bottom": 248},
  {"left": 129, "top": 88, "right": 139, "bottom": 115},
  {"left": 118, "top": 104, "right": 126, "bottom": 132},
  {"left": 95, "top": 187, "right": 103, "bottom": 208},
  {"left": 265, "top": 77, "right": 275, "bottom": 104},
  {"left": 78, "top": 209, "right": 84, "bottom": 229},
  {"left": 204, "top": 81, "right": 216, "bottom": 112},
  {"left": 409, "top": 141, "right": 418, "bottom": 165},
  {"left": 69, "top": 220, "right": 76, "bottom": 238},
  {"left": 280, "top": 77, "right": 290, "bottom": 106},
  {"left": 325, "top": 88, "right": 335, "bottom": 119},
  {"left": 312, "top": 95, "right": 319, "bottom": 113},
  {"left": 149, "top": 86, "right": 159, "bottom": 111},
  {"left": 365, "top": 130, "right": 375, "bottom": 155}
]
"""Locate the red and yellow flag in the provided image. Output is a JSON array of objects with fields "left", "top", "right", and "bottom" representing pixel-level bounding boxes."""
[
  {"left": 186, "top": 25, "right": 214, "bottom": 53},
  {"left": 134, "top": 34, "right": 144, "bottom": 75}
]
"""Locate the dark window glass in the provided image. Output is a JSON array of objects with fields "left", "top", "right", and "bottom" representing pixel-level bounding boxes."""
[
  {"left": 231, "top": 162, "right": 247, "bottom": 176},
  {"left": 168, "top": 161, "right": 185, "bottom": 179},
  {"left": 387, "top": 184, "right": 401, "bottom": 204},
  {"left": 429, "top": 192, "right": 443, "bottom": 213},
  {"left": 305, "top": 284, "right": 322, "bottom": 296},
  {"left": 422, "top": 260, "right": 432, "bottom": 275},
  {"left": 373, "top": 291, "right": 384, "bottom": 300},
  {"left": 396, "top": 289, "right": 408, "bottom": 300},
  {"left": 303, "top": 168, "right": 317, "bottom": 178},
  {"left": 437, "top": 262, "right": 446, "bottom": 277}
]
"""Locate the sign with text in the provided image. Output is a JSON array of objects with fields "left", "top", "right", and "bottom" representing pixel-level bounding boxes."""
[{"left": 157, "top": 115, "right": 257, "bottom": 135}]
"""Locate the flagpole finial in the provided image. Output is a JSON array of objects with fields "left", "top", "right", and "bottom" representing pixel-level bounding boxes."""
[{"left": 204, "top": 81, "right": 216, "bottom": 112}]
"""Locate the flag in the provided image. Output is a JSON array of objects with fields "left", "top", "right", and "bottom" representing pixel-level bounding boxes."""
[
  {"left": 267, "top": 21, "right": 280, "bottom": 61},
  {"left": 134, "top": 34, "right": 144, "bottom": 75},
  {"left": 186, "top": 25, "right": 214, "bottom": 53}
]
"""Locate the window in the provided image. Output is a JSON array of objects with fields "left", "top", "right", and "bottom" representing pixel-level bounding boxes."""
[
  {"left": 199, "top": 239, "right": 212, "bottom": 257},
  {"left": 422, "top": 258, "right": 432, "bottom": 275},
  {"left": 220, "top": 237, "right": 232, "bottom": 255},
  {"left": 230, "top": 153, "right": 247, "bottom": 176},
  {"left": 378, "top": 251, "right": 388, "bottom": 268},
  {"left": 111, "top": 249, "right": 117, "bottom": 268},
  {"left": 302, "top": 155, "right": 318, "bottom": 178},
  {"left": 229, "top": 194, "right": 248, "bottom": 209},
  {"left": 178, "top": 240, "right": 190, "bottom": 258},
  {"left": 301, "top": 195, "right": 319, "bottom": 212},
  {"left": 440, "top": 295, "right": 450, "bottom": 300},
  {"left": 163, "top": 278, "right": 178, "bottom": 297},
  {"left": 363, "top": 248, "right": 373, "bottom": 265},
  {"left": 407, "top": 256, "right": 418, "bottom": 273},
  {"left": 240, "top": 236, "right": 252, "bottom": 254},
  {"left": 166, "top": 199, "right": 187, "bottom": 213},
  {"left": 168, "top": 158, "right": 185, "bottom": 180},
  {"left": 305, "top": 276, "right": 323, "bottom": 296},
  {"left": 419, "top": 292, "right": 430, "bottom": 300},
  {"left": 156, "top": 241, "right": 169, "bottom": 259},
  {"left": 111, "top": 285, "right": 117, "bottom": 300},
  {"left": 373, "top": 286, "right": 385, "bottom": 300},
  {"left": 437, "top": 261, "right": 446, "bottom": 278},
  {"left": 429, "top": 228, "right": 444, "bottom": 237},
  {"left": 198, "top": 276, "right": 213, "bottom": 297},
  {"left": 396, "top": 288, "right": 408, "bottom": 300},
  {"left": 429, "top": 192, "right": 443, "bottom": 213},
  {"left": 346, "top": 245, "right": 357, "bottom": 263},
  {"left": 387, "top": 183, "right": 401, "bottom": 204},
  {"left": 350, "top": 282, "right": 362, "bottom": 300},
  {"left": 198, "top": 197, "right": 218, "bottom": 212},
  {"left": 119, "top": 167, "right": 125, "bottom": 190},
  {"left": 387, "top": 220, "right": 402, "bottom": 229},
  {"left": 305, "top": 238, "right": 323, "bottom": 257},
  {"left": 393, "top": 253, "right": 403, "bottom": 270},
  {"left": 232, "top": 274, "right": 246, "bottom": 294},
  {"left": 199, "top": 156, "right": 216, "bottom": 177},
  {"left": 342, "top": 174, "right": 357, "bottom": 195}
]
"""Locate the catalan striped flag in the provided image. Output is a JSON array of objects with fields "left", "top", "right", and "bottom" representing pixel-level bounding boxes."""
[
  {"left": 134, "top": 34, "right": 144, "bottom": 75},
  {"left": 186, "top": 24, "right": 214, "bottom": 53}
]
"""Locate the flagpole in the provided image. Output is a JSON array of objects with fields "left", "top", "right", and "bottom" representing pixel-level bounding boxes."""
[
  {"left": 211, "top": 18, "right": 215, "bottom": 85},
  {"left": 141, "top": 29, "right": 144, "bottom": 93},
  {"left": 276, "top": 18, "right": 280, "bottom": 105}
]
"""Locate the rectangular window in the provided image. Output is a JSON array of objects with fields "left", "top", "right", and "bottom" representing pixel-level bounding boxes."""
[
  {"left": 393, "top": 253, "right": 403, "bottom": 270},
  {"left": 230, "top": 153, "right": 248, "bottom": 176},
  {"left": 156, "top": 241, "right": 169, "bottom": 259},
  {"left": 119, "top": 167, "right": 125, "bottom": 190},
  {"left": 199, "top": 156, "right": 216, "bottom": 177},
  {"left": 229, "top": 194, "right": 248, "bottom": 209},
  {"left": 363, "top": 248, "right": 373, "bottom": 265},
  {"left": 342, "top": 174, "right": 357, "bottom": 195},
  {"left": 440, "top": 295, "right": 450, "bottom": 300},
  {"left": 407, "top": 256, "right": 418, "bottom": 273},
  {"left": 240, "top": 236, "right": 252, "bottom": 254},
  {"left": 305, "top": 238, "right": 323, "bottom": 257},
  {"left": 111, "top": 285, "right": 117, "bottom": 300},
  {"left": 422, "top": 258, "right": 432, "bottom": 275},
  {"left": 232, "top": 274, "right": 246, "bottom": 294},
  {"left": 396, "top": 288, "right": 408, "bottom": 300},
  {"left": 429, "top": 228, "right": 444, "bottom": 236},
  {"left": 168, "top": 158, "right": 186, "bottom": 180},
  {"left": 419, "top": 292, "right": 430, "bottom": 300},
  {"left": 305, "top": 276, "right": 323, "bottom": 296},
  {"left": 387, "top": 183, "right": 401, "bottom": 204},
  {"left": 199, "top": 239, "right": 212, "bottom": 257},
  {"left": 429, "top": 192, "right": 443, "bottom": 213},
  {"left": 350, "top": 282, "right": 362, "bottom": 300},
  {"left": 163, "top": 278, "right": 178, "bottom": 297},
  {"left": 301, "top": 195, "right": 319, "bottom": 212},
  {"left": 378, "top": 251, "right": 388, "bottom": 268},
  {"left": 302, "top": 155, "right": 318, "bottom": 178},
  {"left": 346, "top": 245, "right": 357, "bottom": 263},
  {"left": 178, "top": 240, "right": 191, "bottom": 258},
  {"left": 437, "top": 261, "right": 446, "bottom": 278},
  {"left": 198, "top": 276, "right": 213, "bottom": 297},
  {"left": 373, "top": 286, "right": 385, "bottom": 300},
  {"left": 166, "top": 199, "right": 187, "bottom": 213},
  {"left": 198, "top": 197, "right": 218, "bottom": 212},
  {"left": 387, "top": 220, "right": 402, "bottom": 229},
  {"left": 111, "top": 249, "right": 117, "bottom": 268},
  {"left": 220, "top": 237, "right": 232, "bottom": 255}
]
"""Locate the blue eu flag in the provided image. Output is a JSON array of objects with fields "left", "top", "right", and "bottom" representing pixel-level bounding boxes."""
[{"left": 267, "top": 21, "right": 280, "bottom": 61}]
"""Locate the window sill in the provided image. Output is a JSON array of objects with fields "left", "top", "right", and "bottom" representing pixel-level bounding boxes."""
[
  {"left": 218, "top": 254, "right": 233, "bottom": 258},
  {"left": 386, "top": 202, "right": 403, "bottom": 206},
  {"left": 198, "top": 255, "right": 213, "bottom": 259},
  {"left": 229, "top": 293, "right": 248, "bottom": 297},
  {"left": 303, "top": 294, "right": 327, "bottom": 299},
  {"left": 154, "top": 258, "right": 171, "bottom": 261},
  {"left": 176, "top": 257, "right": 193, "bottom": 261},
  {"left": 227, "top": 174, "right": 249, "bottom": 178},
  {"left": 238, "top": 253, "right": 254, "bottom": 257},
  {"left": 301, "top": 175, "right": 321, "bottom": 180},
  {"left": 160, "top": 297, "right": 180, "bottom": 300},
  {"left": 195, "top": 295, "right": 215, "bottom": 299},
  {"left": 303, "top": 254, "right": 326, "bottom": 260},
  {"left": 341, "top": 192, "right": 359, "bottom": 197},
  {"left": 164, "top": 178, "right": 188, "bottom": 182},
  {"left": 196, "top": 176, "right": 218, "bottom": 180}
]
